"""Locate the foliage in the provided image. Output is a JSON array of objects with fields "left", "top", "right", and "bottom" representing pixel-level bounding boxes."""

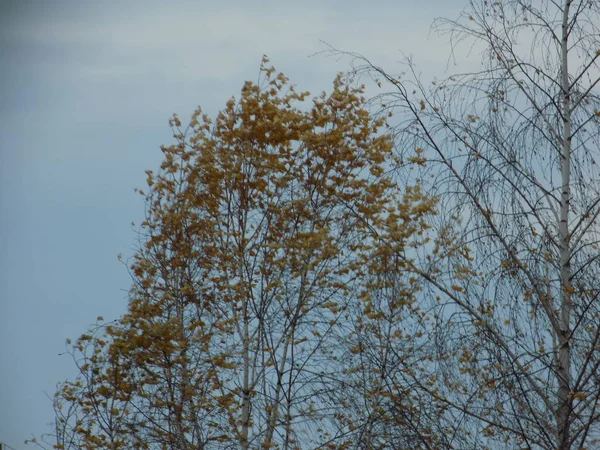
[{"left": 34, "top": 57, "right": 439, "bottom": 450}]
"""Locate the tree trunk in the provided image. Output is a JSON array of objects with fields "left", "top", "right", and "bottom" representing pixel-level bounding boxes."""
[{"left": 557, "top": 1, "right": 573, "bottom": 448}]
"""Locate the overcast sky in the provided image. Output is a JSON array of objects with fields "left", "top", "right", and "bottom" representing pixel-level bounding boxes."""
[{"left": 0, "top": 1, "right": 468, "bottom": 447}]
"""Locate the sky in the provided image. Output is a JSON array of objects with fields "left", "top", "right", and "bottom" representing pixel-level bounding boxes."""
[{"left": 0, "top": 0, "right": 467, "bottom": 447}]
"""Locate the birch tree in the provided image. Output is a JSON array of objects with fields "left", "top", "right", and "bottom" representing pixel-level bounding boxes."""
[
  {"left": 345, "top": 0, "right": 600, "bottom": 448},
  {"left": 35, "top": 58, "right": 439, "bottom": 450}
]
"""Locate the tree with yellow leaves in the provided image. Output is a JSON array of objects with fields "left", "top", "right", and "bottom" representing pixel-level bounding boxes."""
[{"left": 34, "top": 57, "right": 439, "bottom": 450}]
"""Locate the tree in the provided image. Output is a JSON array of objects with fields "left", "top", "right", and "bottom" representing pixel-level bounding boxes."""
[
  {"left": 34, "top": 58, "right": 439, "bottom": 450},
  {"left": 342, "top": 0, "right": 600, "bottom": 448}
]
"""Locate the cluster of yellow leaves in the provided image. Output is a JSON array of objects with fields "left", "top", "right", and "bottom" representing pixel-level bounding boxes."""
[{"left": 52, "top": 57, "right": 441, "bottom": 449}]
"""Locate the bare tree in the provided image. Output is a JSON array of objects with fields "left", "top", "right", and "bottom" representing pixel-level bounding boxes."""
[{"left": 335, "top": 0, "right": 600, "bottom": 448}]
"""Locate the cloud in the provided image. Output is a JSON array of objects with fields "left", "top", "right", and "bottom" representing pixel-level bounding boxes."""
[
  {"left": 2, "top": 0, "right": 484, "bottom": 167},
  {"left": 3, "top": 0, "right": 470, "bottom": 86}
]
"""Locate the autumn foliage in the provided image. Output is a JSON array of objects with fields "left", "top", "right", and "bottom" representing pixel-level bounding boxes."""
[{"left": 41, "top": 58, "right": 439, "bottom": 450}]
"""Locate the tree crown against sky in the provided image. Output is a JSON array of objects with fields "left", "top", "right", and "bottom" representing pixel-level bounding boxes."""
[
  {"left": 338, "top": 0, "right": 600, "bottom": 448},
  {"left": 31, "top": 58, "right": 441, "bottom": 450}
]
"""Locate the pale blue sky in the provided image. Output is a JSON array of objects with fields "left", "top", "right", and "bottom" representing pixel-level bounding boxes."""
[{"left": 0, "top": 0, "right": 463, "bottom": 447}]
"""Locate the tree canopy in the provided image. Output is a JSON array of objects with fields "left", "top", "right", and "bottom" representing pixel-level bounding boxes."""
[{"left": 36, "top": 58, "right": 439, "bottom": 450}]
